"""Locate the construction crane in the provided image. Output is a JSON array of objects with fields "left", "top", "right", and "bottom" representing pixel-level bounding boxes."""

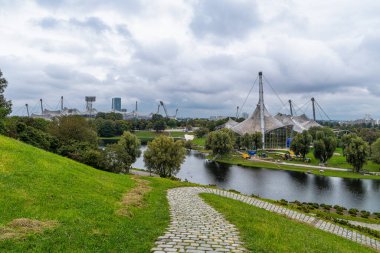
[
  {"left": 159, "top": 101, "right": 179, "bottom": 119},
  {"left": 160, "top": 101, "right": 169, "bottom": 117}
]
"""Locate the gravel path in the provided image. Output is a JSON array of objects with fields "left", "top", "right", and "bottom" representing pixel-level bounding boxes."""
[{"left": 152, "top": 187, "right": 380, "bottom": 252}]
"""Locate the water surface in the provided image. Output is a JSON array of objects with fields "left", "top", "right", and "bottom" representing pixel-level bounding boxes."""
[{"left": 133, "top": 147, "right": 380, "bottom": 212}]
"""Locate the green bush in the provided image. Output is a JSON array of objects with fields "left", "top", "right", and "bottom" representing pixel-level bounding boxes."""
[
  {"left": 360, "top": 210, "right": 370, "bottom": 218},
  {"left": 349, "top": 208, "right": 358, "bottom": 216}
]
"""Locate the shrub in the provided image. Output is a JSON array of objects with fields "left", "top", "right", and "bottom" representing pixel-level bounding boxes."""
[
  {"left": 360, "top": 210, "right": 370, "bottom": 218},
  {"left": 349, "top": 208, "right": 358, "bottom": 216}
]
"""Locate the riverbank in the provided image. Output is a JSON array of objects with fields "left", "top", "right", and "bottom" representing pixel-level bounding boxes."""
[{"left": 213, "top": 153, "right": 380, "bottom": 180}]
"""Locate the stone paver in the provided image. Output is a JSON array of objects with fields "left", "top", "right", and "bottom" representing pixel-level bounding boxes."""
[
  {"left": 152, "top": 187, "right": 379, "bottom": 252},
  {"left": 202, "top": 187, "right": 379, "bottom": 251},
  {"left": 152, "top": 187, "right": 247, "bottom": 252}
]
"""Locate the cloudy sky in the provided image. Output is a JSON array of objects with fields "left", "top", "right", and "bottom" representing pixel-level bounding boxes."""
[{"left": 1, "top": 0, "right": 380, "bottom": 120}]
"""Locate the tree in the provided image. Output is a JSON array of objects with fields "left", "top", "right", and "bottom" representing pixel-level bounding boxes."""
[
  {"left": 49, "top": 116, "right": 98, "bottom": 147},
  {"left": 313, "top": 130, "right": 337, "bottom": 163},
  {"left": 308, "top": 126, "right": 323, "bottom": 140},
  {"left": 371, "top": 138, "right": 380, "bottom": 164},
  {"left": 207, "top": 130, "right": 234, "bottom": 155},
  {"left": 251, "top": 132, "right": 263, "bottom": 150},
  {"left": 105, "top": 131, "right": 141, "bottom": 174},
  {"left": 341, "top": 133, "right": 357, "bottom": 155},
  {"left": 0, "top": 69, "right": 12, "bottom": 133},
  {"left": 194, "top": 127, "right": 209, "bottom": 138},
  {"left": 143, "top": 135, "right": 186, "bottom": 177},
  {"left": 153, "top": 119, "right": 166, "bottom": 132},
  {"left": 290, "top": 130, "right": 312, "bottom": 159},
  {"left": 345, "top": 136, "right": 369, "bottom": 173},
  {"left": 96, "top": 119, "right": 116, "bottom": 137}
]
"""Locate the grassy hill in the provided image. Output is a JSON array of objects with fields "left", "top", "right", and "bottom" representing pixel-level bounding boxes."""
[
  {"left": 0, "top": 135, "right": 375, "bottom": 252},
  {"left": 0, "top": 135, "right": 188, "bottom": 252}
]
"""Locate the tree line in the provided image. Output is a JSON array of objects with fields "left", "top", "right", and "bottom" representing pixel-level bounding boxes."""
[
  {"left": 202, "top": 125, "right": 379, "bottom": 173},
  {"left": 0, "top": 70, "right": 186, "bottom": 178}
]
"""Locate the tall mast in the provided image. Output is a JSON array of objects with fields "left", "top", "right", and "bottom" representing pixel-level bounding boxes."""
[
  {"left": 25, "top": 104, "right": 30, "bottom": 117},
  {"left": 61, "top": 96, "right": 64, "bottom": 111},
  {"left": 311, "top": 97, "right": 316, "bottom": 121},
  {"left": 40, "top": 99, "right": 44, "bottom": 115},
  {"left": 259, "top": 71, "right": 265, "bottom": 149},
  {"left": 289, "top": 100, "right": 293, "bottom": 116}
]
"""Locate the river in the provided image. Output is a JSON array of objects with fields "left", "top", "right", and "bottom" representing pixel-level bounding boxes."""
[{"left": 133, "top": 147, "right": 380, "bottom": 212}]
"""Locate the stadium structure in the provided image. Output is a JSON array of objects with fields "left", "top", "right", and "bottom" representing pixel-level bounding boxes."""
[{"left": 231, "top": 72, "right": 320, "bottom": 149}]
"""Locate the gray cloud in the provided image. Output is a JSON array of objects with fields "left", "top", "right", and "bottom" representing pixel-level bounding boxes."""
[
  {"left": 190, "top": 0, "right": 259, "bottom": 39},
  {"left": 1, "top": 0, "right": 380, "bottom": 119},
  {"left": 37, "top": 16, "right": 111, "bottom": 33}
]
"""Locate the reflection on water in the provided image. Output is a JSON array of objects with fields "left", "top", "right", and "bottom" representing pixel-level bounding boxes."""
[{"left": 133, "top": 148, "right": 380, "bottom": 212}]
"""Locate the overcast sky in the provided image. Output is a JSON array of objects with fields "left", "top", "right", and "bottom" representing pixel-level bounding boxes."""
[{"left": 1, "top": 0, "right": 380, "bottom": 120}]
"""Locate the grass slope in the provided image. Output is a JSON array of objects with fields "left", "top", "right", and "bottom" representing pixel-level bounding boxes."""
[
  {"left": 201, "top": 194, "right": 375, "bottom": 253},
  {"left": 0, "top": 135, "right": 188, "bottom": 252}
]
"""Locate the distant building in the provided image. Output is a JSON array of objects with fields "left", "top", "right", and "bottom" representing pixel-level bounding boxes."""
[
  {"left": 242, "top": 112, "right": 249, "bottom": 119},
  {"left": 112, "top": 97, "right": 122, "bottom": 112},
  {"left": 210, "top": 116, "right": 226, "bottom": 120}
]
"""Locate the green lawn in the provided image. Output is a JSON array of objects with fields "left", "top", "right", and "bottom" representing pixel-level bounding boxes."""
[
  {"left": 214, "top": 154, "right": 380, "bottom": 179},
  {"left": 0, "top": 135, "right": 191, "bottom": 252},
  {"left": 100, "top": 130, "right": 188, "bottom": 144},
  {"left": 201, "top": 194, "right": 375, "bottom": 253},
  {"left": 294, "top": 148, "right": 380, "bottom": 172},
  {"left": 192, "top": 137, "right": 206, "bottom": 146}
]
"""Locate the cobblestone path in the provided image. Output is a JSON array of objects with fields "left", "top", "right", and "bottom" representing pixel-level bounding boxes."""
[
  {"left": 151, "top": 187, "right": 247, "bottom": 252},
  {"left": 152, "top": 187, "right": 380, "bottom": 252}
]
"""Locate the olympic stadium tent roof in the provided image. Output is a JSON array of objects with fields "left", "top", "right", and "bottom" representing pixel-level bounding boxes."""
[
  {"left": 216, "top": 118, "right": 239, "bottom": 130},
  {"left": 231, "top": 105, "right": 286, "bottom": 135},
  {"left": 274, "top": 113, "right": 321, "bottom": 133}
]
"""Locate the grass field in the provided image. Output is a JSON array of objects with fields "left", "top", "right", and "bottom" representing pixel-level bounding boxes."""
[
  {"left": 201, "top": 194, "right": 375, "bottom": 253},
  {"left": 286, "top": 148, "right": 380, "bottom": 172},
  {"left": 100, "top": 130, "right": 188, "bottom": 144},
  {"left": 0, "top": 135, "right": 192, "bottom": 252},
  {"left": 214, "top": 154, "right": 380, "bottom": 179},
  {"left": 191, "top": 137, "right": 206, "bottom": 146}
]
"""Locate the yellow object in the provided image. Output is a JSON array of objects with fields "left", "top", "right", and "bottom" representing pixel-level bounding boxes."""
[{"left": 242, "top": 153, "right": 250, "bottom": 159}]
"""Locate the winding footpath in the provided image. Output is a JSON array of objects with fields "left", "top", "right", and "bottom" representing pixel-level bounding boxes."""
[{"left": 151, "top": 187, "right": 380, "bottom": 252}]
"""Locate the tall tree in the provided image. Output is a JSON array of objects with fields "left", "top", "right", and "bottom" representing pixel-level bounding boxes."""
[
  {"left": 341, "top": 133, "right": 357, "bottom": 155},
  {"left": 313, "top": 129, "right": 337, "bottom": 163},
  {"left": 251, "top": 132, "right": 263, "bottom": 150},
  {"left": 290, "top": 130, "right": 312, "bottom": 159},
  {"left": 345, "top": 136, "right": 369, "bottom": 173},
  {"left": 207, "top": 130, "right": 234, "bottom": 155},
  {"left": 49, "top": 116, "right": 98, "bottom": 147},
  {"left": 370, "top": 138, "right": 380, "bottom": 164},
  {"left": 105, "top": 131, "right": 141, "bottom": 174},
  {"left": 143, "top": 135, "right": 186, "bottom": 177},
  {"left": 0, "top": 69, "right": 12, "bottom": 133}
]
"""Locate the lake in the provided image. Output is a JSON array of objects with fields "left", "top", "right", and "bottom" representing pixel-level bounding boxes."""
[{"left": 133, "top": 147, "right": 380, "bottom": 212}]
